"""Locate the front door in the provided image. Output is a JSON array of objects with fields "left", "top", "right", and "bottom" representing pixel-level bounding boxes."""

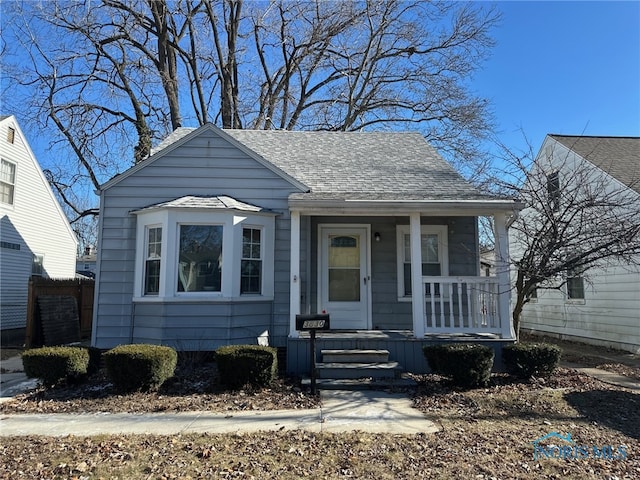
[{"left": 319, "top": 226, "right": 370, "bottom": 329}]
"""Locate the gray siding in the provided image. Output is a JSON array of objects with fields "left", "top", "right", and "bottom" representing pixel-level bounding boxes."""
[
  {"left": 287, "top": 334, "right": 510, "bottom": 374},
  {"left": 131, "top": 300, "right": 273, "bottom": 350},
  {"left": 308, "top": 216, "right": 478, "bottom": 330},
  {"left": 94, "top": 128, "right": 298, "bottom": 349}
]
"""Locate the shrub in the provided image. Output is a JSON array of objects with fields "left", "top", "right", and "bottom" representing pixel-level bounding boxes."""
[
  {"left": 215, "top": 345, "right": 278, "bottom": 389},
  {"left": 423, "top": 343, "right": 495, "bottom": 388},
  {"left": 104, "top": 344, "right": 177, "bottom": 392},
  {"left": 503, "top": 342, "right": 561, "bottom": 378},
  {"left": 22, "top": 346, "right": 89, "bottom": 386}
]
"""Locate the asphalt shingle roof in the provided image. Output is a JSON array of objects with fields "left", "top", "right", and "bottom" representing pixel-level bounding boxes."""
[
  {"left": 132, "top": 195, "right": 271, "bottom": 213},
  {"left": 550, "top": 135, "right": 640, "bottom": 195},
  {"left": 151, "top": 126, "right": 495, "bottom": 202}
]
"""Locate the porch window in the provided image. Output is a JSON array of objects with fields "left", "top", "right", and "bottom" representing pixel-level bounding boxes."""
[
  {"left": 397, "top": 225, "right": 448, "bottom": 298},
  {"left": 178, "top": 225, "right": 223, "bottom": 292},
  {"left": 144, "top": 226, "right": 162, "bottom": 295},
  {"left": 1, "top": 159, "right": 16, "bottom": 205},
  {"left": 241, "top": 227, "right": 262, "bottom": 294}
]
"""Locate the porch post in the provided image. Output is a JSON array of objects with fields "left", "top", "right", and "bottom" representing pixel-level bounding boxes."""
[
  {"left": 410, "top": 213, "right": 426, "bottom": 337},
  {"left": 289, "top": 211, "right": 301, "bottom": 338},
  {"left": 494, "top": 212, "right": 515, "bottom": 339}
]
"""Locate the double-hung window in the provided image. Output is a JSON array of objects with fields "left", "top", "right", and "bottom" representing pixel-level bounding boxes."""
[
  {"left": 1, "top": 159, "right": 16, "bottom": 205},
  {"left": 397, "top": 225, "right": 448, "bottom": 299},
  {"left": 566, "top": 269, "right": 585, "bottom": 300},
  {"left": 241, "top": 227, "right": 262, "bottom": 294},
  {"left": 547, "top": 171, "right": 560, "bottom": 212},
  {"left": 144, "top": 226, "right": 162, "bottom": 295}
]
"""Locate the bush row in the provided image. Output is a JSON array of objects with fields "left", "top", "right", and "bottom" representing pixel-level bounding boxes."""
[
  {"left": 22, "top": 343, "right": 279, "bottom": 392},
  {"left": 423, "top": 342, "right": 561, "bottom": 388}
]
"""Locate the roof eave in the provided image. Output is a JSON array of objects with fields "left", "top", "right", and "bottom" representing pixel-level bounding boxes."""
[{"left": 288, "top": 198, "right": 524, "bottom": 216}]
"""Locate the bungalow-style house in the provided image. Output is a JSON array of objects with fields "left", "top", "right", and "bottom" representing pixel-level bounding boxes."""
[
  {"left": 518, "top": 135, "right": 640, "bottom": 354},
  {"left": 0, "top": 115, "right": 78, "bottom": 345},
  {"left": 92, "top": 124, "right": 522, "bottom": 373}
]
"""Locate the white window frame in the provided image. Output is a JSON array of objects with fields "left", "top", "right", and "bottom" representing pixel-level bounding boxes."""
[
  {"left": 240, "top": 225, "right": 264, "bottom": 295},
  {"left": 133, "top": 209, "right": 275, "bottom": 302},
  {"left": 1, "top": 158, "right": 16, "bottom": 205},
  {"left": 144, "top": 225, "right": 162, "bottom": 295},
  {"left": 396, "top": 225, "right": 448, "bottom": 301}
]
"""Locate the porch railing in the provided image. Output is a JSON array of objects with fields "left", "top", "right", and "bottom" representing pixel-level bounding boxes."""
[{"left": 422, "top": 276, "right": 503, "bottom": 334}]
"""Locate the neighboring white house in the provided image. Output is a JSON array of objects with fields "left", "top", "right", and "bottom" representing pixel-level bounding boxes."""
[
  {"left": 517, "top": 135, "right": 640, "bottom": 354},
  {"left": 92, "top": 124, "right": 522, "bottom": 373},
  {"left": 0, "top": 115, "right": 78, "bottom": 343}
]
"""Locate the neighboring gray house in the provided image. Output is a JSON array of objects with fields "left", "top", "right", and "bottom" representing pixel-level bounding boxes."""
[
  {"left": 518, "top": 135, "right": 640, "bottom": 354},
  {"left": 92, "top": 124, "right": 521, "bottom": 373},
  {"left": 0, "top": 115, "right": 78, "bottom": 344}
]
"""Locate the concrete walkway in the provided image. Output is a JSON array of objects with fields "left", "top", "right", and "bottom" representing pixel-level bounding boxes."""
[
  {"left": 1, "top": 354, "right": 438, "bottom": 435},
  {"left": 0, "top": 389, "right": 438, "bottom": 436}
]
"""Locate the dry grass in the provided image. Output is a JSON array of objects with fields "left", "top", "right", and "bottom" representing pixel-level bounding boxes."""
[
  {"left": 1, "top": 367, "right": 639, "bottom": 479},
  {"left": 1, "top": 338, "right": 638, "bottom": 479}
]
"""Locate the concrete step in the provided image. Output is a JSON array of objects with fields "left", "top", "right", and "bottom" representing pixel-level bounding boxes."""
[
  {"left": 316, "top": 361, "right": 402, "bottom": 380},
  {"left": 301, "top": 376, "right": 417, "bottom": 390},
  {"left": 321, "top": 349, "right": 389, "bottom": 363}
]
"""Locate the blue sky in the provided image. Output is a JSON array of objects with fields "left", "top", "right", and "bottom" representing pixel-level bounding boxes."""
[
  {"left": 9, "top": 1, "right": 640, "bottom": 170},
  {"left": 476, "top": 0, "right": 640, "bottom": 158}
]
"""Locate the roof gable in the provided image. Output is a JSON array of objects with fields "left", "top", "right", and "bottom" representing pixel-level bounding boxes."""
[
  {"left": 550, "top": 135, "right": 640, "bottom": 195},
  {"left": 101, "top": 124, "right": 308, "bottom": 192},
  {"left": 0, "top": 115, "right": 77, "bottom": 244}
]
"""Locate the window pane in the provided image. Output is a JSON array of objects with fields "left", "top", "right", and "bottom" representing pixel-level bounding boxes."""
[
  {"left": 178, "top": 225, "right": 223, "bottom": 292},
  {"left": 567, "top": 276, "right": 584, "bottom": 299},
  {"left": 241, "top": 259, "right": 261, "bottom": 294},
  {"left": 0, "top": 183, "right": 14, "bottom": 204},
  {"left": 329, "top": 269, "right": 360, "bottom": 301},
  {"left": 145, "top": 259, "right": 160, "bottom": 295},
  {"left": 422, "top": 234, "right": 439, "bottom": 263},
  {"left": 329, "top": 235, "right": 359, "bottom": 267},
  {"left": 32, "top": 254, "right": 43, "bottom": 276}
]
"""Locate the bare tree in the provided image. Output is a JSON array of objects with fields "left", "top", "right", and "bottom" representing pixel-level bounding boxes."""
[
  {"left": 491, "top": 136, "right": 640, "bottom": 339},
  {"left": 2, "top": 0, "right": 500, "bottom": 250}
]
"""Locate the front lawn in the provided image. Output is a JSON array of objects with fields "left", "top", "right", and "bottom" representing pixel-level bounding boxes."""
[{"left": 1, "top": 366, "right": 638, "bottom": 479}]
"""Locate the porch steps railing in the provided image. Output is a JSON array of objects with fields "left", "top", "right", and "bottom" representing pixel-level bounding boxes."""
[
  {"left": 422, "top": 276, "right": 503, "bottom": 334},
  {"left": 302, "top": 349, "right": 416, "bottom": 390}
]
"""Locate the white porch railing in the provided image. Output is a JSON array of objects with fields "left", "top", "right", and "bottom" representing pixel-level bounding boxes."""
[{"left": 422, "top": 276, "right": 504, "bottom": 334}]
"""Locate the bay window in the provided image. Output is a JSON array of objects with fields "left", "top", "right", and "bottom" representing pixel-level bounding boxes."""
[{"left": 133, "top": 197, "right": 275, "bottom": 301}]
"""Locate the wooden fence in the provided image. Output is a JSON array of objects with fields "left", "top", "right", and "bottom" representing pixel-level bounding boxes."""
[{"left": 25, "top": 276, "right": 94, "bottom": 347}]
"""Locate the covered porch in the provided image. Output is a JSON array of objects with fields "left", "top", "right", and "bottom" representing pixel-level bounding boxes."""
[{"left": 285, "top": 200, "right": 520, "bottom": 375}]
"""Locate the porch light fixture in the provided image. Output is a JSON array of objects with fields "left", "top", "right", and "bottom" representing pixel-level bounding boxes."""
[{"left": 374, "top": 232, "right": 381, "bottom": 242}]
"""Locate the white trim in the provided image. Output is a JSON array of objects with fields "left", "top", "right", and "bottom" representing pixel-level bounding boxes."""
[
  {"left": 317, "top": 223, "right": 372, "bottom": 330},
  {"left": 134, "top": 207, "right": 275, "bottom": 301},
  {"left": 396, "top": 224, "right": 449, "bottom": 300},
  {"left": 289, "top": 211, "right": 301, "bottom": 338},
  {"left": 410, "top": 214, "right": 425, "bottom": 337}
]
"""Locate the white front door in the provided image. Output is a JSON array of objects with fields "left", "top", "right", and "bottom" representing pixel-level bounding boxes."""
[{"left": 319, "top": 226, "right": 370, "bottom": 329}]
